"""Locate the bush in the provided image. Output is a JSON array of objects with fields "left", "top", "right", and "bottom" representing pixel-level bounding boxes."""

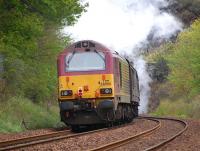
[
  {"left": 0, "top": 96, "right": 60, "bottom": 133},
  {"left": 151, "top": 96, "right": 200, "bottom": 119},
  {"left": 165, "top": 19, "right": 200, "bottom": 98}
]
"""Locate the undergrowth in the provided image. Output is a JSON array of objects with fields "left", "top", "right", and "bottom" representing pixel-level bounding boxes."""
[
  {"left": 151, "top": 96, "right": 200, "bottom": 119},
  {"left": 0, "top": 96, "right": 59, "bottom": 133}
]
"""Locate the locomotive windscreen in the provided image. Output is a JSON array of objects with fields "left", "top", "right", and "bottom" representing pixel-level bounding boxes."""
[{"left": 65, "top": 51, "right": 105, "bottom": 72}]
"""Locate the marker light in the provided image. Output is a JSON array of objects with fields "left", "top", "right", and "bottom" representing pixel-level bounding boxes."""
[
  {"left": 84, "top": 85, "right": 89, "bottom": 91},
  {"left": 100, "top": 88, "right": 112, "bottom": 94},
  {"left": 78, "top": 89, "right": 83, "bottom": 96},
  {"left": 102, "top": 75, "right": 106, "bottom": 81},
  {"left": 61, "top": 90, "right": 73, "bottom": 96},
  {"left": 95, "top": 91, "right": 100, "bottom": 97},
  {"left": 66, "top": 77, "right": 69, "bottom": 83}
]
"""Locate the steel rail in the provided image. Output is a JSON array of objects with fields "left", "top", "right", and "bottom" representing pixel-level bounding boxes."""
[
  {"left": 0, "top": 127, "right": 113, "bottom": 151},
  {"left": 141, "top": 116, "right": 188, "bottom": 151},
  {"left": 0, "top": 129, "right": 71, "bottom": 147},
  {"left": 89, "top": 118, "right": 161, "bottom": 151},
  {"left": 0, "top": 121, "right": 136, "bottom": 151},
  {"left": 89, "top": 116, "right": 188, "bottom": 151},
  {"left": 0, "top": 129, "right": 71, "bottom": 151}
]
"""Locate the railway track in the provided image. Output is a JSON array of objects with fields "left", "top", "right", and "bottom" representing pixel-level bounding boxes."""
[
  {"left": 143, "top": 116, "right": 188, "bottom": 151},
  {"left": 0, "top": 129, "right": 71, "bottom": 151},
  {"left": 0, "top": 117, "right": 188, "bottom": 151},
  {"left": 89, "top": 116, "right": 188, "bottom": 151},
  {"left": 0, "top": 128, "right": 114, "bottom": 151},
  {"left": 0, "top": 122, "right": 135, "bottom": 151}
]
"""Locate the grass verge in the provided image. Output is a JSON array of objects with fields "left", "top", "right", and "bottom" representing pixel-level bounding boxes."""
[
  {"left": 151, "top": 96, "right": 200, "bottom": 119},
  {"left": 0, "top": 96, "right": 60, "bottom": 133}
]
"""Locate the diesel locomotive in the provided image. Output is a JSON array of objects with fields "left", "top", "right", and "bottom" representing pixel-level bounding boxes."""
[{"left": 57, "top": 40, "right": 140, "bottom": 130}]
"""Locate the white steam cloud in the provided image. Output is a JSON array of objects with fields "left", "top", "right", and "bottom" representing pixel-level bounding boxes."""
[{"left": 64, "top": 0, "right": 182, "bottom": 113}]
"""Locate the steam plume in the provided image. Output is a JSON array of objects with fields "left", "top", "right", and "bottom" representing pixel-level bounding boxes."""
[{"left": 64, "top": 0, "right": 182, "bottom": 113}]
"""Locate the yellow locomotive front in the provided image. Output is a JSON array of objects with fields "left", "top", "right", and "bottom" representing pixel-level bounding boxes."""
[
  {"left": 57, "top": 41, "right": 116, "bottom": 127},
  {"left": 59, "top": 74, "right": 114, "bottom": 102}
]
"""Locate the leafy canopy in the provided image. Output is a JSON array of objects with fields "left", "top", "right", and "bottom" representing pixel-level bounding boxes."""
[
  {"left": 166, "top": 19, "right": 200, "bottom": 97},
  {"left": 0, "top": 0, "right": 86, "bottom": 102}
]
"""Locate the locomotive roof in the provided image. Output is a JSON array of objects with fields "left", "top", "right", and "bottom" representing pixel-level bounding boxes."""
[
  {"left": 63, "top": 40, "right": 112, "bottom": 53},
  {"left": 59, "top": 40, "right": 131, "bottom": 63}
]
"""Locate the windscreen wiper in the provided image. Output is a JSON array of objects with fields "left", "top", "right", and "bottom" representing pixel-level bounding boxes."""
[
  {"left": 66, "top": 50, "right": 76, "bottom": 65},
  {"left": 94, "top": 49, "right": 105, "bottom": 61}
]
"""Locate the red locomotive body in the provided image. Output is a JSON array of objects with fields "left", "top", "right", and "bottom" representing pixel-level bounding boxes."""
[{"left": 57, "top": 40, "right": 140, "bottom": 130}]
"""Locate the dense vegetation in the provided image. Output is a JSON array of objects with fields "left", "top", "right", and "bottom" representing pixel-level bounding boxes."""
[
  {"left": 150, "top": 19, "right": 200, "bottom": 118},
  {"left": 167, "top": 20, "right": 200, "bottom": 98},
  {"left": 0, "top": 96, "right": 59, "bottom": 132},
  {"left": 0, "top": 0, "right": 86, "bottom": 101},
  {"left": 0, "top": 0, "right": 86, "bottom": 132},
  {"left": 0, "top": 0, "right": 199, "bottom": 132},
  {"left": 168, "top": 0, "right": 200, "bottom": 25}
]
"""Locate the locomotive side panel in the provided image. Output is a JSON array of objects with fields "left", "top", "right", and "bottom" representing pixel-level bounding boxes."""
[
  {"left": 129, "top": 67, "right": 140, "bottom": 103},
  {"left": 113, "top": 57, "right": 131, "bottom": 105},
  {"left": 120, "top": 61, "right": 130, "bottom": 94},
  {"left": 118, "top": 59, "right": 131, "bottom": 104},
  {"left": 133, "top": 69, "right": 140, "bottom": 103}
]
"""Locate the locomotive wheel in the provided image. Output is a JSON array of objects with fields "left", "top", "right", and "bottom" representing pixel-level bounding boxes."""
[
  {"left": 126, "top": 105, "right": 134, "bottom": 122},
  {"left": 106, "top": 109, "right": 115, "bottom": 121},
  {"left": 60, "top": 111, "right": 67, "bottom": 122},
  {"left": 122, "top": 105, "right": 126, "bottom": 122},
  {"left": 115, "top": 105, "right": 123, "bottom": 121},
  {"left": 133, "top": 104, "right": 138, "bottom": 117},
  {"left": 71, "top": 125, "right": 80, "bottom": 132}
]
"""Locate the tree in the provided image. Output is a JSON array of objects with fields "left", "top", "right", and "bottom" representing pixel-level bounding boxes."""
[
  {"left": 0, "top": 0, "right": 86, "bottom": 102},
  {"left": 166, "top": 19, "right": 200, "bottom": 98}
]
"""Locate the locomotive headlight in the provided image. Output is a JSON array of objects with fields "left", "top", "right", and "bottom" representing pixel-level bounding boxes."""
[
  {"left": 100, "top": 88, "right": 112, "bottom": 94},
  {"left": 82, "top": 41, "right": 88, "bottom": 47},
  {"left": 61, "top": 90, "right": 73, "bottom": 96}
]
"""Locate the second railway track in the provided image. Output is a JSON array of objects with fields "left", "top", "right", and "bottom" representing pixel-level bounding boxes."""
[{"left": 89, "top": 116, "right": 188, "bottom": 151}]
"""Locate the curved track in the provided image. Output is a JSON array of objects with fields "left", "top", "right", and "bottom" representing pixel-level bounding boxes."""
[
  {"left": 89, "top": 118, "right": 161, "bottom": 151},
  {"left": 0, "top": 122, "right": 134, "bottom": 151},
  {"left": 143, "top": 116, "right": 188, "bottom": 151},
  {"left": 89, "top": 116, "right": 188, "bottom": 151},
  {"left": 0, "top": 128, "right": 111, "bottom": 151},
  {"left": 0, "top": 117, "right": 188, "bottom": 151},
  {"left": 0, "top": 129, "right": 71, "bottom": 151}
]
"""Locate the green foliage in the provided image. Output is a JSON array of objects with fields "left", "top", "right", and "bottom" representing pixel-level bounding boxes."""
[
  {"left": 0, "top": 96, "right": 59, "bottom": 132},
  {"left": 148, "top": 57, "right": 169, "bottom": 82},
  {"left": 166, "top": 19, "right": 200, "bottom": 97},
  {"left": 146, "top": 42, "right": 174, "bottom": 63},
  {"left": 151, "top": 96, "right": 200, "bottom": 119},
  {"left": 148, "top": 19, "right": 200, "bottom": 117},
  {"left": 149, "top": 19, "right": 200, "bottom": 98},
  {"left": 0, "top": 0, "right": 86, "bottom": 102}
]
